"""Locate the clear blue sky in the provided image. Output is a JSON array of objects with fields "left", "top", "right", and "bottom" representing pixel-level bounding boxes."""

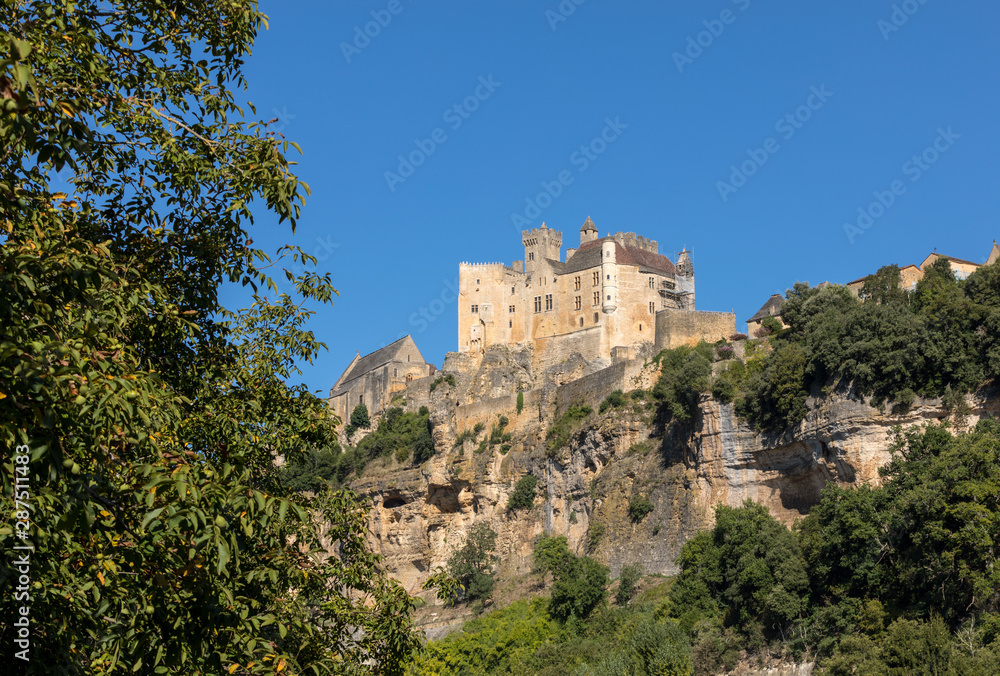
[{"left": 226, "top": 0, "right": 1000, "bottom": 396}]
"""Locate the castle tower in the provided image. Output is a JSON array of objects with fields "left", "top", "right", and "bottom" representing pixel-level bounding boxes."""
[
  {"left": 580, "top": 216, "right": 599, "bottom": 245},
  {"left": 522, "top": 223, "right": 562, "bottom": 273},
  {"left": 601, "top": 240, "right": 618, "bottom": 313},
  {"left": 676, "top": 248, "right": 695, "bottom": 310}
]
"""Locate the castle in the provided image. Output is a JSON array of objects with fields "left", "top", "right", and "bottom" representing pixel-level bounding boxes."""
[{"left": 458, "top": 217, "right": 734, "bottom": 369}]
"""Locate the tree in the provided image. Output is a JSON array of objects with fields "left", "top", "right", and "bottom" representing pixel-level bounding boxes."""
[
  {"left": 532, "top": 534, "right": 572, "bottom": 584},
  {"left": 548, "top": 553, "right": 610, "bottom": 622},
  {"left": 351, "top": 402, "right": 372, "bottom": 429},
  {"left": 507, "top": 474, "right": 538, "bottom": 511},
  {"left": 0, "top": 3, "right": 420, "bottom": 673},
  {"left": 447, "top": 523, "right": 499, "bottom": 603},
  {"left": 615, "top": 563, "right": 643, "bottom": 606}
]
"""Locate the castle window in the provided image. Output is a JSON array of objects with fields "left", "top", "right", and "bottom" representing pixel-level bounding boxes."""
[
  {"left": 649, "top": 277, "right": 655, "bottom": 288},
  {"left": 594, "top": 313, "right": 599, "bottom": 324},
  {"left": 509, "top": 305, "right": 515, "bottom": 313},
  {"left": 607, "top": 275, "right": 610, "bottom": 280},
  {"left": 471, "top": 305, "right": 478, "bottom": 313},
  {"left": 511, "top": 286, "right": 515, "bottom": 294},
  {"left": 406, "top": 374, "right": 413, "bottom": 383},
  {"left": 593, "top": 292, "right": 600, "bottom": 306},
  {"left": 575, "top": 276, "right": 581, "bottom": 290},
  {"left": 593, "top": 272, "right": 600, "bottom": 286},
  {"left": 545, "top": 294, "right": 553, "bottom": 311},
  {"left": 528, "top": 252, "right": 534, "bottom": 261},
  {"left": 394, "top": 368, "right": 398, "bottom": 377},
  {"left": 509, "top": 320, "right": 512, "bottom": 328},
  {"left": 607, "top": 295, "right": 611, "bottom": 301},
  {"left": 534, "top": 296, "right": 542, "bottom": 313},
  {"left": 579, "top": 317, "right": 584, "bottom": 326},
  {"left": 649, "top": 302, "right": 655, "bottom": 314},
  {"left": 575, "top": 296, "right": 581, "bottom": 310}
]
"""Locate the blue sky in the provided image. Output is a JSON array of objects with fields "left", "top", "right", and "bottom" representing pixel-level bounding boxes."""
[{"left": 226, "top": 0, "right": 1000, "bottom": 395}]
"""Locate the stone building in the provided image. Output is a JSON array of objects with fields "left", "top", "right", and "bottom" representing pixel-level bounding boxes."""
[
  {"left": 328, "top": 335, "right": 435, "bottom": 423},
  {"left": 846, "top": 240, "right": 1000, "bottom": 296},
  {"left": 746, "top": 294, "right": 787, "bottom": 334},
  {"left": 457, "top": 217, "right": 734, "bottom": 368}
]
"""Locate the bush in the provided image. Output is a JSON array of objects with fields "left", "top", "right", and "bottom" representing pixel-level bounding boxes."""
[
  {"left": 588, "top": 521, "right": 605, "bottom": 551},
  {"left": 730, "top": 332, "right": 748, "bottom": 341},
  {"left": 350, "top": 402, "right": 370, "bottom": 429},
  {"left": 546, "top": 403, "right": 594, "bottom": 454},
  {"left": 651, "top": 343, "right": 714, "bottom": 425},
  {"left": 508, "top": 475, "right": 539, "bottom": 511},
  {"left": 716, "top": 344, "right": 735, "bottom": 360},
  {"left": 628, "top": 495, "right": 654, "bottom": 522},
  {"left": 429, "top": 373, "right": 456, "bottom": 392},
  {"left": 447, "top": 522, "right": 499, "bottom": 603},
  {"left": 516, "top": 390, "right": 524, "bottom": 414},
  {"left": 395, "top": 447, "right": 410, "bottom": 464},
  {"left": 549, "top": 555, "right": 610, "bottom": 622},
  {"left": 761, "top": 316, "right": 783, "bottom": 333},
  {"left": 616, "top": 564, "right": 643, "bottom": 606},
  {"left": 599, "top": 389, "right": 627, "bottom": 414}
]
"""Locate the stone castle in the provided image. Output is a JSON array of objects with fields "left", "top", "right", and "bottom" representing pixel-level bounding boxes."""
[{"left": 457, "top": 217, "right": 735, "bottom": 370}]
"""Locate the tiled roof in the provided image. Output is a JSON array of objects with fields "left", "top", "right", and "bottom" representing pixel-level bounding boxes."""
[
  {"left": 747, "top": 294, "right": 785, "bottom": 323},
  {"left": 562, "top": 238, "right": 676, "bottom": 276},
  {"left": 331, "top": 336, "right": 411, "bottom": 397}
]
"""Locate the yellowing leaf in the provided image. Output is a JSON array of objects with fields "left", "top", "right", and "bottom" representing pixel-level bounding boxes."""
[
  {"left": 59, "top": 102, "right": 75, "bottom": 118},
  {"left": 97, "top": 571, "right": 105, "bottom": 586},
  {"left": 228, "top": 665, "right": 239, "bottom": 674},
  {"left": 0, "top": 393, "right": 6, "bottom": 400}
]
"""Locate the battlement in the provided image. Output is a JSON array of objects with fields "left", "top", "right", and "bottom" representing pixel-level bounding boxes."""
[
  {"left": 460, "top": 261, "right": 522, "bottom": 273},
  {"left": 522, "top": 226, "right": 563, "bottom": 247},
  {"left": 612, "top": 231, "right": 658, "bottom": 254}
]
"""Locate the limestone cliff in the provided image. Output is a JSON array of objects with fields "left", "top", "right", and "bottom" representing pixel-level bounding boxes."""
[{"left": 349, "top": 347, "right": 999, "bottom": 618}]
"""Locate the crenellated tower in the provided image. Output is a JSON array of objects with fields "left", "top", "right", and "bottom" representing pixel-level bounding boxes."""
[
  {"left": 522, "top": 223, "right": 562, "bottom": 273},
  {"left": 675, "top": 248, "right": 695, "bottom": 310},
  {"left": 601, "top": 240, "right": 618, "bottom": 313}
]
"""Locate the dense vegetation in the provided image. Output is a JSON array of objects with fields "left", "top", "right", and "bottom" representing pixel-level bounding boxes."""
[
  {"left": 0, "top": 2, "right": 421, "bottom": 673},
  {"left": 280, "top": 406, "right": 434, "bottom": 492},
  {"left": 651, "top": 260, "right": 1000, "bottom": 433},
  {"left": 413, "top": 421, "right": 1000, "bottom": 674}
]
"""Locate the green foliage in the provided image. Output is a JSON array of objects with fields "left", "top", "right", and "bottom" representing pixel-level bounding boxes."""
[
  {"left": 550, "top": 555, "right": 610, "bottom": 622},
  {"left": 629, "top": 440, "right": 653, "bottom": 456},
  {"left": 533, "top": 534, "right": 574, "bottom": 582},
  {"left": 599, "top": 389, "right": 627, "bottom": 414},
  {"left": 547, "top": 403, "right": 594, "bottom": 454},
  {"left": 351, "top": 406, "right": 435, "bottom": 471},
  {"left": 651, "top": 343, "right": 714, "bottom": 425},
  {"left": 735, "top": 342, "right": 809, "bottom": 430},
  {"left": 0, "top": 3, "right": 421, "bottom": 673},
  {"left": 395, "top": 446, "right": 410, "bottom": 463},
  {"left": 668, "top": 502, "right": 810, "bottom": 642},
  {"left": 350, "top": 402, "right": 371, "bottom": 429},
  {"left": 447, "top": 522, "right": 499, "bottom": 603},
  {"left": 516, "top": 390, "right": 525, "bottom": 414},
  {"left": 588, "top": 521, "right": 606, "bottom": 551},
  {"left": 761, "top": 315, "right": 783, "bottom": 333},
  {"left": 860, "top": 264, "right": 910, "bottom": 306},
  {"left": 628, "top": 494, "right": 655, "bottom": 522},
  {"left": 429, "top": 373, "right": 456, "bottom": 392},
  {"left": 616, "top": 564, "right": 643, "bottom": 606},
  {"left": 508, "top": 474, "right": 539, "bottom": 511}
]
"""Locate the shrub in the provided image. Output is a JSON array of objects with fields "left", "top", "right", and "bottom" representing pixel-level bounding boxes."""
[
  {"left": 475, "top": 439, "right": 488, "bottom": 454},
  {"left": 516, "top": 390, "right": 524, "bottom": 414},
  {"left": 616, "top": 564, "right": 643, "bottom": 606},
  {"left": 628, "top": 495, "right": 654, "bottom": 522},
  {"left": 629, "top": 441, "right": 652, "bottom": 456},
  {"left": 549, "top": 555, "right": 609, "bottom": 622},
  {"left": 473, "top": 422, "right": 485, "bottom": 436},
  {"left": 508, "top": 475, "right": 538, "bottom": 511},
  {"left": 453, "top": 429, "right": 474, "bottom": 448},
  {"left": 651, "top": 343, "right": 714, "bottom": 425},
  {"left": 350, "top": 402, "right": 370, "bottom": 429},
  {"left": 730, "top": 332, "right": 748, "bottom": 341},
  {"left": 395, "top": 447, "right": 410, "bottom": 464},
  {"left": 419, "top": 405, "right": 429, "bottom": 415},
  {"left": 429, "top": 373, "right": 456, "bottom": 392},
  {"left": 753, "top": 325, "right": 772, "bottom": 338},
  {"left": 546, "top": 403, "right": 594, "bottom": 454},
  {"left": 630, "top": 389, "right": 647, "bottom": 400},
  {"left": 761, "top": 316, "right": 783, "bottom": 333},
  {"left": 447, "top": 522, "right": 499, "bottom": 603},
  {"left": 588, "top": 521, "right": 605, "bottom": 551},
  {"left": 599, "top": 389, "right": 627, "bottom": 414},
  {"left": 716, "top": 344, "right": 735, "bottom": 360}
]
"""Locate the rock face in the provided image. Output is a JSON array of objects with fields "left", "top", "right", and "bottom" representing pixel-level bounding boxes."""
[{"left": 349, "top": 348, "right": 1000, "bottom": 599}]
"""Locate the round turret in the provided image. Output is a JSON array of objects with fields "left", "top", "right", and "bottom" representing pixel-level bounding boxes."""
[{"left": 601, "top": 240, "right": 618, "bottom": 313}]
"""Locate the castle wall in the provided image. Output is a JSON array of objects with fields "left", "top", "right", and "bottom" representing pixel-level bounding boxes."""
[
  {"left": 454, "top": 389, "right": 545, "bottom": 434},
  {"left": 533, "top": 325, "right": 604, "bottom": 372},
  {"left": 654, "top": 309, "right": 736, "bottom": 352},
  {"left": 555, "top": 358, "right": 649, "bottom": 415}
]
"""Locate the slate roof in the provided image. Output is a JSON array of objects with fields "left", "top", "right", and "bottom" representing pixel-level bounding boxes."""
[
  {"left": 330, "top": 336, "right": 410, "bottom": 397},
  {"left": 561, "top": 238, "right": 676, "bottom": 276},
  {"left": 747, "top": 294, "right": 785, "bottom": 323}
]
